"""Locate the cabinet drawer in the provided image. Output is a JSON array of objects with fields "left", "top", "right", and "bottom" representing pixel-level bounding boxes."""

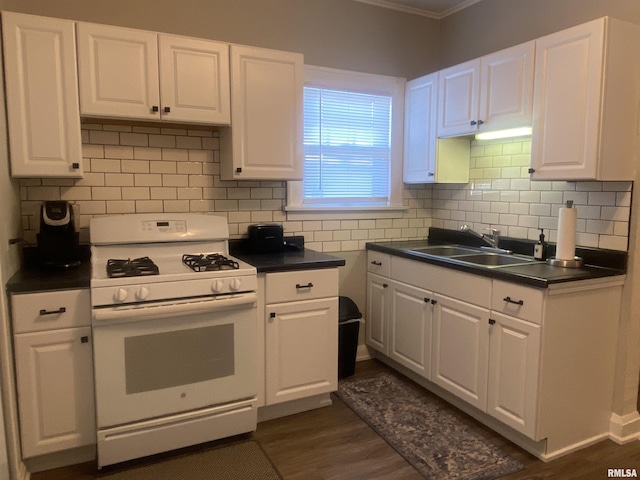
[
  {"left": 367, "top": 251, "right": 391, "bottom": 277},
  {"left": 265, "top": 269, "right": 338, "bottom": 304},
  {"left": 12, "top": 289, "right": 91, "bottom": 333},
  {"left": 491, "top": 280, "right": 544, "bottom": 325}
]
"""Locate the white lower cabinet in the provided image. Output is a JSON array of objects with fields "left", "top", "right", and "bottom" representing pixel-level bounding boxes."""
[
  {"left": 487, "top": 311, "right": 540, "bottom": 438},
  {"left": 11, "top": 289, "right": 95, "bottom": 459},
  {"left": 263, "top": 269, "right": 339, "bottom": 406},
  {"left": 365, "top": 273, "right": 389, "bottom": 355},
  {"left": 389, "top": 281, "right": 432, "bottom": 379},
  {"left": 431, "top": 293, "right": 489, "bottom": 411},
  {"left": 366, "top": 250, "right": 623, "bottom": 459}
]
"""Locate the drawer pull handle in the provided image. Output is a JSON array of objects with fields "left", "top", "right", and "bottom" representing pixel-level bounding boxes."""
[
  {"left": 503, "top": 296, "right": 524, "bottom": 306},
  {"left": 431, "top": 299, "right": 437, "bottom": 305},
  {"left": 371, "top": 261, "right": 382, "bottom": 266},
  {"left": 39, "top": 307, "right": 66, "bottom": 316},
  {"left": 296, "top": 283, "right": 314, "bottom": 289}
]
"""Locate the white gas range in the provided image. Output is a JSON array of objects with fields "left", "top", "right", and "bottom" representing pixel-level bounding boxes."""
[{"left": 89, "top": 213, "right": 258, "bottom": 468}]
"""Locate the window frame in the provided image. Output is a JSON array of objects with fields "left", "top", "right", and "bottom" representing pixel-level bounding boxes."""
[{"left": 286, "top": 65, "right": 406, "bottom": 214}]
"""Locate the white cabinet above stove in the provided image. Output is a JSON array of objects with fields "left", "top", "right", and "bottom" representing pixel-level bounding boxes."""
[{"left": 76, "top": 22, "right": 230, "bottom": 124}]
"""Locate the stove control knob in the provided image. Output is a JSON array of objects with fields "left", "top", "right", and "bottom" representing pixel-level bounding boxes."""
[
  {"left": 136, "top": 286, "right": 150, "bottom": 300},
  {"left": 116, "top": 288, "right": 128, "bottom": 302},
  {"left": 229, "top": 278, "right": 242, "bottom": 291},
  {"left": 211, "top": 280, "right": 224, "bottom": 293}
]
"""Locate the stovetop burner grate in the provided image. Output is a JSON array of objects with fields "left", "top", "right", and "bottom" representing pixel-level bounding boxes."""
[
  {"left": 107, "top": 257, "right": 160, "bottom": 278},
  {"left": 182, "top": 253, "right": 239, "bottom": 272}
]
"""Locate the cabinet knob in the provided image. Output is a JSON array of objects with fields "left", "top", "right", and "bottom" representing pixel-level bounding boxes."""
[
  {"left": 528, "top": 168, "right": 535, "bottom": 174},
  {"left": 470, "top": 120, "right": 477, "bottom": 126},
  {"left": 164, "top": 106, "right": 171, "bottom": 113},
  {"left": 489, "top": 319, "right": 496, "bottom": 325},
  {"left": 152, "top": 105, "right": 159, "bottom": 113},
  {"left": 424, "top": 297, "right": 430, "bottom": 303},
  {"left": 428, "top": 172, "right": 434, "bottom": 177},
  {"left": 236, "top": 167, "right": 242, "bottom": 173},
  {"left": 430, "top": 299, "right": 437, "bottom": 305},
  {"left": 383, "top": 283, "right": 388, "bottom": 288},
  {"left": 81, "top": 336, "right": 90, "bottom": 343},
  {"left": 477, "top": 119, "right": 484, "bottom": 126},
  {"left": 269, "top": 312, "right": 276, "bottom": 319},
  {"left": 72, "top": 162, "right": 80, "bottom": 169}
]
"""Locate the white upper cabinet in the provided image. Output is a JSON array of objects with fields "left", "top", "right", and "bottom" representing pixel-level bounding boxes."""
[
  {"left": 2, "top": 12, "right": 83, "bottom": 178},
  {"left": 77, "top": 22, "right": 230, "bottom": 124},
  {"left": 437, "top": 42, "right": 534, "bottom": 137},
  {"left": 530, "top": 17, "right": 639, "bottom": 180},
  {"left": 404, "top": 72, "right": 470, "bottom": 184},
  {"left": 479, "top": 42, "right": 534, "bottom": 131},
  {"left": 220, "top": 45, "right": 303, "bottom": 180},
  {"left": 158, "top": 35, "right": 230, "bottom": 124},
  {"left": 437, "top": 59, "right": 480, "bottom": 137}
]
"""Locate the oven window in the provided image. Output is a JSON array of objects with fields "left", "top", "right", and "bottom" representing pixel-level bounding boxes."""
[{"left": 124, "top": 324, "right": 235, "bottom": 394}]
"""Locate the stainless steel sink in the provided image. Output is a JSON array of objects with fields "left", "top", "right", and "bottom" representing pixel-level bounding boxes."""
[
  {"left": 409, "top": 246, "right": 481, "bottom": 256},
  {"left": 453, "top": 253, "right": 537, "bottom": 267}
]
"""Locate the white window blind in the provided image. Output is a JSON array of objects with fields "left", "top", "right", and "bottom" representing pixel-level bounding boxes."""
[{"left": 302, "top": 86, "right": 392, "bottom": 207}]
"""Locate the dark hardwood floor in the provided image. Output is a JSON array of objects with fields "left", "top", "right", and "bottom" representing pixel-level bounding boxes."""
[{"left": 32, "top": 359, "right": 640, "bottom": 480}]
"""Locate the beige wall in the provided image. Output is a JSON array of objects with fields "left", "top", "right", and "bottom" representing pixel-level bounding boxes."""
[
  {"left": 0, "top": 0, "right": 439, "bottom": 79},
  {"left": 439, "top": 0, "right": 640, "bottom": 69}
]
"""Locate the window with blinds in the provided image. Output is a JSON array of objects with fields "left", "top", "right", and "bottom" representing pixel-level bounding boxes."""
[{"left": 303, "top": 87, "right": 392, "bottom": 207}]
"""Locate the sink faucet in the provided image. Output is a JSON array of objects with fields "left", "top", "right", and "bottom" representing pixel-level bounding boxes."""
[{"left": 459, "top": 224, "right": 500, "bottom": 249}]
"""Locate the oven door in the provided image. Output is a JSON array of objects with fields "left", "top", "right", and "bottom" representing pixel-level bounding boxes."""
[{"left": 92, "top": 293, "right": 257, "bottom": 429}]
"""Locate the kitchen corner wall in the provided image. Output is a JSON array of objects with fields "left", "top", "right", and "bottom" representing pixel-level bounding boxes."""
[
  {"left": 18, "top": 124, "right": 631, "bottom": 253},
  {"left": 432, "top": 136, "right": 632, "bottom": 251}
]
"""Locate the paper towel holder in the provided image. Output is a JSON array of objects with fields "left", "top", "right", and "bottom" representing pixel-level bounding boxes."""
[{"left": 547, "top": 256, "right": 584, "bottom": 268}]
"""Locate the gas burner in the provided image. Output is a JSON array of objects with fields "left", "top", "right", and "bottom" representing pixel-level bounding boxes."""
[
  {"left": 182, "top": 253, "right": 239, "bottom": 272},
  {"left": 107, "top": 257, "right": 159, "bottom": 278}
]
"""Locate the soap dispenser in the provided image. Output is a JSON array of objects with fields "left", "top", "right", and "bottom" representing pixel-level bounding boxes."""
[{"left": 533, "top": 228, "right": 546, "bottom": 260}]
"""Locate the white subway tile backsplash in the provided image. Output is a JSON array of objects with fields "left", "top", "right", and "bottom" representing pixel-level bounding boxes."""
[{"left": 18, "top": 127, "right": 630, "bottom": 252}]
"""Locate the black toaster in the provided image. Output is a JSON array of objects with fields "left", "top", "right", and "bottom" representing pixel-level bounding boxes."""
[{"left": 247, "top": 223, "right": 285, "bottom": 254}]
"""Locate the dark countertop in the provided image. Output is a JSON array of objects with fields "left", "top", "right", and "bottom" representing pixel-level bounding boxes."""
[
  {"left": 367, "top": 239, "right": 626, "bottom": 289},
  {"left": 231, "top": 248, "right": 346, "bottom": 273},
  {"left": 6, "top": 260, "right": 92, "bottom": 294},
  {"left": 7, "top": 241, "right": 345, "bottom": 294}
]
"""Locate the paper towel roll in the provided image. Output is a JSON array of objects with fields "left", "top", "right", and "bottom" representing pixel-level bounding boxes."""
[{"left": 556, "top": 206, "right": 577, "bottom": 260}]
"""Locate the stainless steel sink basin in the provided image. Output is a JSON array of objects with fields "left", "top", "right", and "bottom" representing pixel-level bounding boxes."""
[
  {"left": 454, "top": 253, "right": 536, "bottom": 267},
  {"left": 409, "top": 246, "right": 481, "bottom": 256}
]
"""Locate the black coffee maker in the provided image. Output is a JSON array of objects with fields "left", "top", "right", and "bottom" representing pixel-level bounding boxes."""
[{"left": 37, "top": 201, "right": 81, "bottom": 269}]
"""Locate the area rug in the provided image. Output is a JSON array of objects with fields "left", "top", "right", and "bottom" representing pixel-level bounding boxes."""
[
  {"left": 337, "top": 371, "right": 523, "bottom": 480},
  {"left": 97, "top": 440, "right": 282, "bottom": 480}
]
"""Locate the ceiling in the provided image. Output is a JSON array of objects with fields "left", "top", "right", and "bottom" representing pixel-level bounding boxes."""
[{"left": 353, "top": 0, "right": 484, "bottom": 19}]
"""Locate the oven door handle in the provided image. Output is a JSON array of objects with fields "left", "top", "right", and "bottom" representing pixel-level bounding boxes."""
[{"left": 92, "top": 292, "right": 257, "bottom": 324}]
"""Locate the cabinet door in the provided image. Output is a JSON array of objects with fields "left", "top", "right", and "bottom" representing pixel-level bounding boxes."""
[
  {"left": 404, "top": 73, "right": 437, "bottom": 183},
  {"left": 437, "top": 59, "right": 480, "bottom": 137},
  {"left": 479, "top": 42, "right": 534, "bottom": 131},
  {"left": 530, "top": 19, "right": 604, "bottom": 180},
  {"left": 432, "top": 293, "right": 489, "bottom": 411},
  {"left": 15, "top": 327, "right": 95, "bottom": 458},
  {"left": 221, "top": 45, "right": 303, "bottom": 180},
  {"left": 2, "top": 12, "right": 83, "bottom": 178},
  {"left": 487, "top": 312, "right": 540, "bottom": 438},
  {"left": 389, "top": 281, "right": 432, "bottom": 379},
  {"left": 366, "top": 273, "right": 389, "bottom": 355},
  {"left": 158, "top": 35, "right": 230, "bottom": 124},
  {"left": 265, "top": 298, "right": 338, "bottom": 405},
  {"left": 77, "top": 22, "right": 160, "bottom": 120}
]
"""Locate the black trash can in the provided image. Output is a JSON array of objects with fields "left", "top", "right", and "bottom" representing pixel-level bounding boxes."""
[{"left": 338, "top": 296, "right": 362, "bottom": 379}]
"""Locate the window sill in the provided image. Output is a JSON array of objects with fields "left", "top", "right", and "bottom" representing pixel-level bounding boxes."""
[{"left": 284, "top": 204, "right": 409, "bottom": 221}]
